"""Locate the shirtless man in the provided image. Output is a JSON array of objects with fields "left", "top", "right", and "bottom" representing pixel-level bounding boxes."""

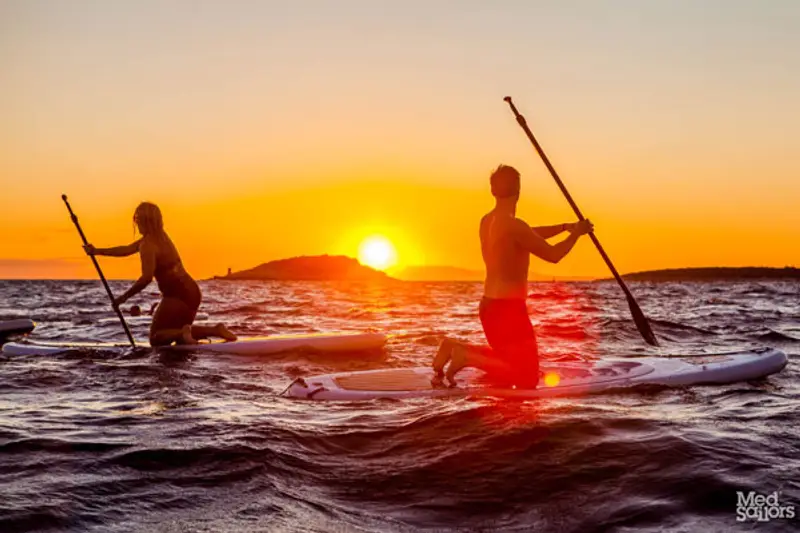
[{"left": 432, "top": 165, "right": 593, "bottom": 388}]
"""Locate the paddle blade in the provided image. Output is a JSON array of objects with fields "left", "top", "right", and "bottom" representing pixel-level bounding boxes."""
[{"left": 626, "top": 294, "right": 659, "bottom": 346}]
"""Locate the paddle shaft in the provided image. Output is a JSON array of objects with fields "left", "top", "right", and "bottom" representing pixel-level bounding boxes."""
[
  {"left": 62, "top": 195, "right": 136, "bottom": 347},
  {"left": 503, "top": 97, "right": 659, "bottom": 346}
]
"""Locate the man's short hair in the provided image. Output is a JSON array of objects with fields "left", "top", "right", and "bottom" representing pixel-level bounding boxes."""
[{"left": 490, "top": 165, "right": 520, "bottom": 198}]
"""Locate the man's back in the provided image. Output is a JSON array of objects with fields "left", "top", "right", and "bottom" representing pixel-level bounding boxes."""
[{"left": 480, "top": 210, "right": 530, "bottom": 300}]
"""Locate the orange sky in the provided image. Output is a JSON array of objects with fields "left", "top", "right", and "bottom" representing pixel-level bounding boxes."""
[{"left": 2, "top": 1, "right": 799, "bottom": 279}]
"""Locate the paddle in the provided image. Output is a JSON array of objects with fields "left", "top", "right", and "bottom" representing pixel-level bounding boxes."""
[
  {"left": 62, "top": 194, "right": 137, "bottom": 347},
  {"left": 503, "top": 97, "right": 659, "bottom": 347}
]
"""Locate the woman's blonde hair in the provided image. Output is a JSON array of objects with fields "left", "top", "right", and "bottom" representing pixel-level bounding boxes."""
[{"left": 133, "top": 202, "right": 165, "bottom": 237}]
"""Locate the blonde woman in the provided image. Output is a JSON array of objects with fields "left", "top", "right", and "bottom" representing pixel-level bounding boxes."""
[{"left": 85, "top": 202, "right": 236, "bottom": 346}]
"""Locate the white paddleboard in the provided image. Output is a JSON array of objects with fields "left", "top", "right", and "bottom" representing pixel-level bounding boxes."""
[
  {"left": 0, "top": 319, "right": 35, "bottom": 339},
  {"left": 284, "top": 348, "right": 788, "bottom": 401},
  {"left": 2, "top": 331, "right": 386, "bottom": 356}
]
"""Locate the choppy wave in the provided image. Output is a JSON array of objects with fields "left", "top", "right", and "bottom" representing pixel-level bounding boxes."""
[{"left": 0, "top": 279, "right": 798, "bottom": 532}]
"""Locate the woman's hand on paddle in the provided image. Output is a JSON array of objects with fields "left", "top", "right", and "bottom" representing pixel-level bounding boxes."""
[
  {"left": 83, "top": 244, "right": 97, "bottom": 256},
  {"left": 113, "top": 295, "right": 128, "bottom": 308}
]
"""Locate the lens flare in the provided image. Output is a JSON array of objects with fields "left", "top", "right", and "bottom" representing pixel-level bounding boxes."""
[{"left": 543, "top": 372, "right": 561, "bottom": 387}]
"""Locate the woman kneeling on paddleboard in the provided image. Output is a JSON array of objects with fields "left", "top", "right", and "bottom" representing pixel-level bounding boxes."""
[{"left": 84, "top": 202, "right": 237, "bottom": 346}]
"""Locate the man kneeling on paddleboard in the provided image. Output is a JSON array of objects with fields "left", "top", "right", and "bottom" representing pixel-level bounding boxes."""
[
  {"left": 84, "top": 202, "right": 237, "bottom": 346},
  {"left": 432, "top": 165, "right": 593, "bottom": 388}
]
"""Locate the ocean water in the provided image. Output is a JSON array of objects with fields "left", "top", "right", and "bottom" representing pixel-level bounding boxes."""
[{"left": 0, "top": 279, "right": 798, "bottom": 532}]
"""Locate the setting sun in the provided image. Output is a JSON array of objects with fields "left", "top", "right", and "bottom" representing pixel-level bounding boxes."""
[{"left": 358, "top": 236, "right": 398, "bottom": 271}]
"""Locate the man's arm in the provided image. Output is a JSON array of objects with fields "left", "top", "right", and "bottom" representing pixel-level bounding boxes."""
[
  {"left": 514, "top": 219, "right": 591, "bottom": 264},
  {"left": 532, "top": 223, "right": 569, "bottom": 239}
]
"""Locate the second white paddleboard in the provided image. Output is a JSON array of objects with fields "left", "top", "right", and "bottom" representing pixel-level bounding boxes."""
[{"left": 2, "top": 331, "right": 386, "bottom": 356}]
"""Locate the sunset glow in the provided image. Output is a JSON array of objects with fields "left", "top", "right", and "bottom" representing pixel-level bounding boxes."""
[
  {"left": 1, "top": 3, "right": 799, "bottom": 280},
  {"left": 358, "top": 236, "right": 398, "bottom": 271}
]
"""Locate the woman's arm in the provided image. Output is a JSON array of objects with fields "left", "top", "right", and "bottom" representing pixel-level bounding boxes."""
[
  {"left": 114, "top": 239, "right": 156, "bottom": 306},
  {"left": 85, "top": 240, "right": 141, "bottom": 257}
]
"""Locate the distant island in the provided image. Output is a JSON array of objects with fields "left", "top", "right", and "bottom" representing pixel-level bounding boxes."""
[
  {"left": 213, "top": 255, "right": 395, "bottom": 282},
  {"left": 212, "top": 259, "right": 799, "bottom": 283},
  {"left": 618, "top": 267, "right": 800, "bottom": 282}
]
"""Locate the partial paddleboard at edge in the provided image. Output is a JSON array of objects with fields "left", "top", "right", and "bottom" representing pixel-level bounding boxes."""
[{"left": 0, "top": 319, "right": 36, "bottom": 339}]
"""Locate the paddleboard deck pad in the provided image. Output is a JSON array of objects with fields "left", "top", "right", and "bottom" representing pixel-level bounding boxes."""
[
  {"left": 0, "top": 319, "right": 36, "bottom": 340},
  {"left": 284, "top": 348, "right": 787, "bottom": 400},
  {"left": 2, "top": 331, "right": 386, "bottom": 356}
]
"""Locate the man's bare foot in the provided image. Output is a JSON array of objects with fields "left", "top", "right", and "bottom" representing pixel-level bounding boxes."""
[
  {"left": 215, "top": 323, "right": 237, "bottom": 342},
  {"left": 433, "top": 338, "right": 456, "bottom": 375},
  {"left": 444, "top": 344, "right": 470, "bottom": 388},
  {"left": 181, "top": 324, "right": 199, "bottom": 345},
  {"left": 431, "top": 338, "right": 455, "bottom": 386}
]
